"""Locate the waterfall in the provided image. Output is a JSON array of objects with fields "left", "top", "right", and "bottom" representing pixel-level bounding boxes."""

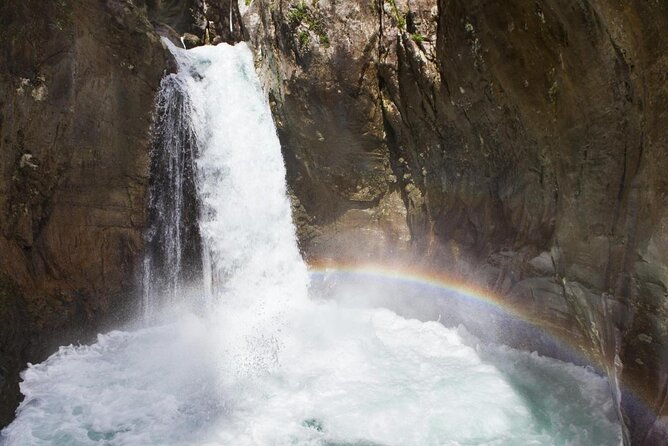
[
  {"left": 143, "top": 40, "right": 308, "bottom": 323},
  {"left": 0, "top": 40, "right": 623, "bottom": 446},
  {"left": 181, "top": 41, "right": 308, "bottom": 304},
  {"left": 143, "top": 39, "right": 309, "bottom": 371},
  {"left": 143, "top": 58, "right": 202, "bottom": 321}
]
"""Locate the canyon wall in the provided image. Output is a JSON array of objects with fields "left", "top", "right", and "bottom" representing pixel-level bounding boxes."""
[
  {"left": 0, "top": 0, "right": 667, "bottom": 444},
  {"left": 241, "top": 0, "right": 668, "bottom": 443},
  {"left": 0, "top": 0, "right": 249, "bottom": 428},
  {"left": 0, "top": 0, "right": 166, "bottom": 426}
]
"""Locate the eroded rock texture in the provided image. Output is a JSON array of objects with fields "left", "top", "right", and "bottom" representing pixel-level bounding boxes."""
[
  {"left": 0, "top": 0, "right": 247, "bottom": 428},
  {"left": 145, "top": 0, "right": 245, "bottom": 45},
  {"left": 0, "top": 0, "right": 666, "bottom": 442},
  {"left": 0, "top": 0, "right": 167, "bottom": 427},
  {"left": 241, "top": 0, "right": 668, "bottom": 443}
]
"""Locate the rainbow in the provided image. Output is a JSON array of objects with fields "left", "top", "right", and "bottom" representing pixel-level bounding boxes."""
[
  {"left": 308, "top": 261, "right": 514, "bottom": 311},
  {"left": 306, "top": 259, "right": 662, "bottom": 424},
  {"left": 306, "top": 259, "right": 596, "bottom": 367},
  {"left": 308, "top": 259, "right": 540, "bottom": 326}
]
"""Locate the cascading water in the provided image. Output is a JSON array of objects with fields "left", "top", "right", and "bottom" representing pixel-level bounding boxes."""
[
  {"left": 1, "top": 42, "right": 624, "bottom": 446},
  {"left": 143, "top": 59, "right": 202, "bottom": 321}
]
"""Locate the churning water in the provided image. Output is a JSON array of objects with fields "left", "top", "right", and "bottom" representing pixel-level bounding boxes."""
[{"left": 0, "top": 42, "right": 622, "bottom": 446}]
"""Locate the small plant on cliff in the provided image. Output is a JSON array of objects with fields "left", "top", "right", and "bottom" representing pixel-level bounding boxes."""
[
  {"left": 288, "top": 1, "right": 330, "bottom": 48},
  {"left": 288, "top": 1, "right": 309, "bottom": 24},
  {"left": 298, "top": 30, "right": 310, "bottom": 47},
  {"left": 411, "top": 32, "right": 426, "bottom": 43},
  {"left": 385, "top": 0, "right": 406, "bottom": 31}
]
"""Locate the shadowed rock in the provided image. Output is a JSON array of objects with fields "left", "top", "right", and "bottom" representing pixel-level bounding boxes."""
[{"left": 241, "top": 1, "right": 668, "bottom": 443}]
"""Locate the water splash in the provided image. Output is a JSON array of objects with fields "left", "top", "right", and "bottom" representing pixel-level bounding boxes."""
[
  {"left": 0, "top": 41, "right": 623, "bottom": 446},
  {"left": 143, "top": 59, "right": 203, "bottom": 321}
]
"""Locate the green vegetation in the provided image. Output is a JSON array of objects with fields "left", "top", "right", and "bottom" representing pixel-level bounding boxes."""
[
  {"left": 299, "top": 30, "right": 310, "bottom": 47},
  {"left": 318, "top": 32, "right": 330, "bottom": 47},
  {"left": 411, "top": 32, "right": 426, "bottom": 43},
  {"left": 385, "top": 0, "right": 406, "bottom": 30},
  {"left": 288, "top": 1, "right": 330, "bottom": 47},
  {"left": 288, "top": 1, "right": 309, "bottom": 23}
]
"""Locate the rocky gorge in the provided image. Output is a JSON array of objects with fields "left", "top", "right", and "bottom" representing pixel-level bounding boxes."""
[{"left": 0, "top": 0, "right": 667, "bottom": 444}]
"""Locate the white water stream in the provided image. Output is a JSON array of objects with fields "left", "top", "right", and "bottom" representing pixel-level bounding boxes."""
[{"left": 0, "top": 42, "right": 622, "bottom": 446}]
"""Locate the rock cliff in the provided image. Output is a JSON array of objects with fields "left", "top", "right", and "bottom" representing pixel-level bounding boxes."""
[
  {"left": 0, "top": 0, "right": 667, "bottom": 444},
  {"left": 0, "top": 0, "right": 167, "bottom": 426},
  {"left": 241, "top": 0, "right": 668, "bottom": 443},
  {"left": 0, "top": 0, "right": 252, "bottom": 427}
]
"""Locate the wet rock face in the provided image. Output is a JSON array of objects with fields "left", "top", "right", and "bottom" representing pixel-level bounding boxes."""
[
  {"left": 0, "top": 0, "right": 165, "bottom": 427},
  {"left": 0, "top": 0, "right": 664, "bottom": 441},
  {"left": 0, "top": 0, "right": 245, "bottom": 427},
  {"left": 242, "top": 0, "right": 668, "bottom": 443},
  {"left": 242, "top": 0, "right": 408, "bottom": 259},
  {"left": 0, "top": 275, "right": 27, "bottom": 428},
  {"left": 143, "top": 0, "right": 201, "bottom": 34},
  {"left": 141, "top": 0, "right": 246, "bottom": 45}
]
